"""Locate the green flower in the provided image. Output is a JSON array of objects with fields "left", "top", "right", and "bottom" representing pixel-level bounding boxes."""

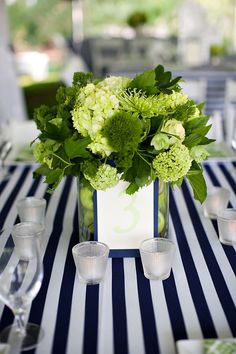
[
  {"left": 103, "top": 111, "right": 142, "bottom": 152},
  {"left": 151, "top": 133, "right": 170, "bottom": 151},
  {"left": 161, "top": 118, "right": 185, "bottom": 144},
  {"left": 82, "top": 162, "right": 119, "bottom": 190},
  {"left": 152, "top": 143, "right": 192, "bottom": 182},
  {"left": 33, "top": 140, "right": 60, "bottom": 168},
  {"left": 190, "top": 145, "right": 210, "bottom": 162},
  {"left": 71, "top": 84, "right": 119, "bottom": 138},
  {"left": 97, "top": 76, "right": 131, "bottom": 91},
  {"left": 119, "top": 90, "right": 188, "bottom": 118}
]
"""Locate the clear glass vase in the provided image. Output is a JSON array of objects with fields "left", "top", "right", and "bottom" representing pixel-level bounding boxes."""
[{"left": 77, "top": 179, "right": 169, "bottom": 243}]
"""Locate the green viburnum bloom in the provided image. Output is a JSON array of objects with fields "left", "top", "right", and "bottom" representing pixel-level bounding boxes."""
[
  {"left": 82, "top": 161, "right": 119, "bottom": 190},
  {"left": 161, "top": 118, "right": 185, "bottom": 144},
  {"left": 151, "top": 133, "right": 170, "bottom": 151},
  {"left": 152, "top": 143, "right": 192, "bottom": 182},
  {"left": 190, "top": 145, "right": 210, "bottom": 162},
  {"left": 33, "top": 140, "right": 60, "bottom": 168},
  {"left": 103, "top": 111, "right": 142, "bottom": 152}
]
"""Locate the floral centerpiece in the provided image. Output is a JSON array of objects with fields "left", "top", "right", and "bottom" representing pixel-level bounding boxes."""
[{"left": 33, "top": 65, "right": 212, "bottom": 204}]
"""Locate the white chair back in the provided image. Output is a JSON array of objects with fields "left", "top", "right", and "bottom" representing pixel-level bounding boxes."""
[
  {"left": 224, "top": 79, "right": 236, "bottom": 145},
  {"left": 180, "top": 79, "right": 207, "bottom": 104}
]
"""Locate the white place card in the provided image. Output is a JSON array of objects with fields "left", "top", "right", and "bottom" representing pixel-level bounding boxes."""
[{"left": 94, "top": 180, "right": 158, "bottom": 257}]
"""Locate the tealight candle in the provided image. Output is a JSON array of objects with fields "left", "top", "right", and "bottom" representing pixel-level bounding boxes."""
[
  {"left": 72, "top": 241, "right": 109, "bottom": 285},
  {"left": 202, "top": 187, "right": 230, "bottom": 219},
  {"left": 139, "top": 238, "right": 175, "bottom": 280},
  {"left": 217, "top": 209, "right": 236, "bottom": 245}
]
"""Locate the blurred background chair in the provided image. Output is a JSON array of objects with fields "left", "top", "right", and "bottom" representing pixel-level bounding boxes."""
[
  {"left": 224, "top": 79, "right": 236, "bottom": 146},
  {"left": 179, "top": 78, "right": 207, "bottom": 103}
]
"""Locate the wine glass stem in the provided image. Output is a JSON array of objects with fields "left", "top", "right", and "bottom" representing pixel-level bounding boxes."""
[{"left": 15, "top": 312, "right": 26, "bottom": 336}]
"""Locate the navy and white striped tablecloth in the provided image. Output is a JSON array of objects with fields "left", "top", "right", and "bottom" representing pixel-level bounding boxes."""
[{"left": 0, "top": 161, "right": 236, "bottom": 354}]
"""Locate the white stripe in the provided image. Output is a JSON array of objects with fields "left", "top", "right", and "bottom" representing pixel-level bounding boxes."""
[
  {"left": 123, "top": 258, "right": 145, "bottom": 354},
  {"left": 175, "top": 186, "right": 232, "bottom": 337},
  {"left": 169, "top": 215, "right": 203, "bottom": 339},
  {"left": 66, "top": 274, "right": 87, "bottom": 354},
  {"left": 97, "top": 259, "right": 114, "bottom": 354},
  {"left": 150, "top": 280, "right": 176, "bottom": 354},
  {"left": 35, "top": 178, "right": 77, "bottom": 354}
]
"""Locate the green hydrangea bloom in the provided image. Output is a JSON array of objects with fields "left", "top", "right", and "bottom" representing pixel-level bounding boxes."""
[
  {"left": 83, "top": 162, "right": 119, "bottom": 190},
  {"left": 151, "top": 133, "right": 170, "bottom": 151},
  {"left": 190, "top": 145, "right": 210, "bottom": 162},
  {"left": 97, "top": 76, "right": 131, "bottom": 91},
  {"left": 72, "top": 83, "right": 120, "bottom": 137},
  {"left": 152, "top": 143, "right": 192, "bottom": 182},
  {"left": 161, "top": 118, "right": 185, "bottom": 144}
]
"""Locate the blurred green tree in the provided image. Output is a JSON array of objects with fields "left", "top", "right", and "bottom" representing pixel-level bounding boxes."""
[{"left": 6, "top": 0, "right": 72, "bottom": 48}]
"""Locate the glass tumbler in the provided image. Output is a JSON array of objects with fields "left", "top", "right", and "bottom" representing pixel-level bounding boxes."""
[{"left": 72, "top": 241, "right": 109, "bottom": 285}]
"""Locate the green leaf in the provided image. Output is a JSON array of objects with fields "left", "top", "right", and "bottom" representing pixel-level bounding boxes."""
[
  {"left": 184, "top": 116, "right": 210, "bottom": 132},
  {"left": 72, "top": 72, "right": 93, "bottom": 87},
  {"left": 45, "top": 168, "right": 64, "bottom": 185},
  {"left": 129, "top": 69, "right": 157, "bottom": 95},
  {"left": 200, "top": 137, "right": 216, "bottom": 145},
  {"left": 33, "top": 164, "right": 51, "bottom": 178},
  {"left": 64, "top": 136, "right": 91, "bottom": 158},
  {"left": 126, "top": 181, "right": 139, "bottom": 194},
  {"left": 186, "top": 169, "right": 207, "bottom": 203}
]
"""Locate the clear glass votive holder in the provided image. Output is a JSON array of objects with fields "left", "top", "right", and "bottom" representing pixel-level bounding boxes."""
[
  {"left": 16, "top": 197, "right": 46, "bottom": 226},
  {"left": 12, "top": 222, "right": 43, "bottom": 260},
  {"left": 140, "top": 237, "right": 175, "bottom": 281},
  {"left": 217, "top": 208, "right": 236, "bottom": 245},
  {"left": 72, "top": 241, "right": 109, "bottom": 285},
  {"left": 202, "top": 187, "right": 230, "bottom": 219}
]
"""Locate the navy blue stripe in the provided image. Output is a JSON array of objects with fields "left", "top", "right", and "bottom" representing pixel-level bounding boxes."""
[
  {"left": 27, "top": 177, "right": 73, "bottom": 335},
  {"left": 204, "top": 164, "right": 221, "bottom": 186},
  {"left": 163, "top": 272, "right": 187, "bottom": 341},
  {"left": 154, "top": 179, "right": 159, "bottom": 237},
  {"left": 135, "top": 257, "right": 160, "bottom": 354},
  {"left": 0, "top": 166, "right": 17, "bottom": 194},
  {"left": 181, "top": 181, "right": 236, "bottom": 336},
  {"left": 112, "top": 258, "right": 128, "bottom": 354},
  {"left": 218, "top": 163, "right": 236, "bottom": 194},
  {"left": 83, "top": 285, "right": 99, "bottom": 354},
  {"left": 170, "top": 189, "right": 217, "bottom": 338},
  {"left": 26, "top": 175, "right": 43, "bottom": 197},
  {"left": 0, "top": 305, "right": 14, "bottom": 332},
  {"left": 52, "top": 205, "right": 78, "bottom": 354},
  {"left": 0, "top": 166, "right": 31, "bottom": 229}
]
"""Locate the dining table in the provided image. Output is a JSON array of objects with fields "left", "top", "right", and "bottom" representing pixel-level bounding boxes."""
[{"left": 0, "top": 159, "right": 236, "bottom": 354}]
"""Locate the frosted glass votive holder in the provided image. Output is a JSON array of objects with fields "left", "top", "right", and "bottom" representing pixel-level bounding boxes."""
[
  {"left": 12, "top": 222, "right": 43, "bottom": 260},
  {"left": 202, "top": 187, "right": 230, "bottom": 219},
  {"left": 16, "top": 197, "right": 46, "bottom": 226},
  {"left": 72, "top": 241, "right": 109, "bottom": 285},
  {"left": 217, "top": 208, "right": 236, "bottom": 246},
  {"left": 140, "top": 238, "right": 175, "bottom": 281}
]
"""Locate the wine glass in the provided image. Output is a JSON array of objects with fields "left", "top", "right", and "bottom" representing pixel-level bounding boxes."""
[{"left": 0, "top": 222, "right": 44, "bottom": 350}]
